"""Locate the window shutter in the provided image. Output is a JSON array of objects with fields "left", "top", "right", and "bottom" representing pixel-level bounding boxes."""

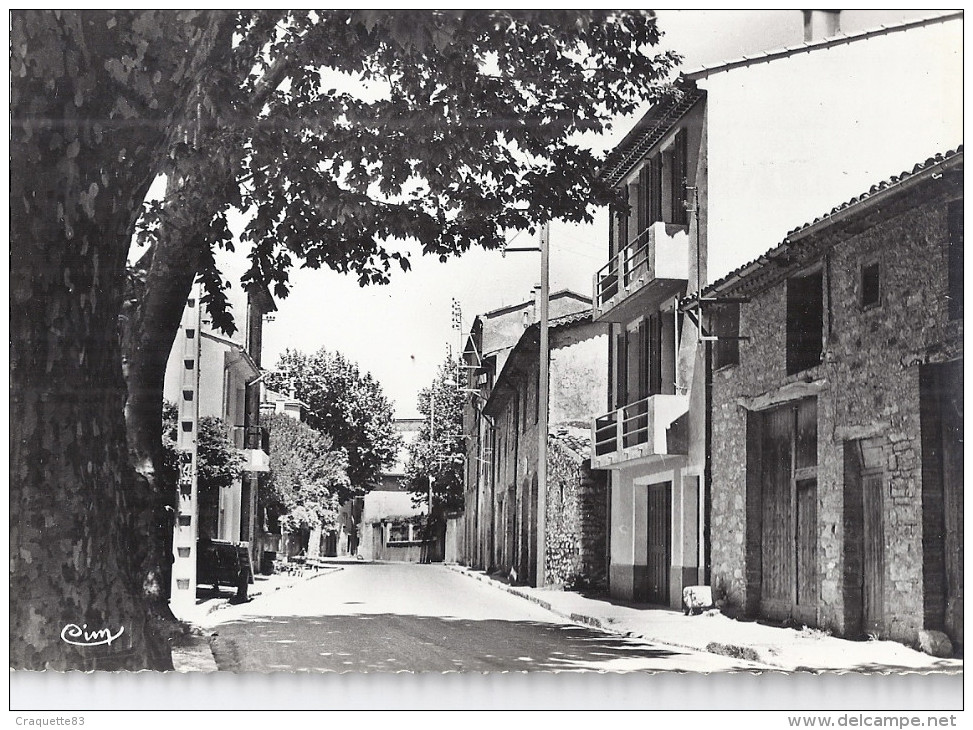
[
  {"left": 638, "top": 319, "right": 649, "bottom": 400},
  {"left": 650, "top": 155, "right": 663, "bottom": 224},
  {"left": 672, "top": 129, "right": 688, "bottom": 225},
  {"left": 615, "top": 331, "right": 627, "bottom": 409},
  {"left": 608, "top": 205, "right": 616, "bottom": 258},
  {"left": 638, "top": 165, "right": 649, "bottom": 236},
  {"left": 649, "top": 314, "right": 663, "bottom": 395},
  {"left": 607, "top": 330, "right": 614, "bottom": 410}
]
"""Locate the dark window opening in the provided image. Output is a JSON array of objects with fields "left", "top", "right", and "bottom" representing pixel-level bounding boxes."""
[
  {"left": 861, "top": 261, "right": 881, "bottom": 308},
  {"left": 712, "top": 302, "right": 741, "bottom": 369},
  {"left": 786, "top": 270, "right": 824, "bottom": 375},
  {"left": 948, "top": 200, "right": 963, "bottom": 320}
]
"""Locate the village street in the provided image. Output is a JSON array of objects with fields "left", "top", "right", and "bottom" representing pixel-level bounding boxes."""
[{"left": 200, "top": 562, "right": 763, "bottom": 673}]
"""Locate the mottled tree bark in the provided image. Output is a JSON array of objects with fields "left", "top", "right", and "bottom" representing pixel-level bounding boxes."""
[{"left": 10, "top": 10, "right": 232, "bottom": 670}]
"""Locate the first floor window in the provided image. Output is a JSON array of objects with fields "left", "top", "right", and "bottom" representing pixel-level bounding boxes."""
[
  {"left": 387, "top": 522, "right": 423, "bottom": 544},
  {"left": 786, "top": 269, "right": 824, "bottom": 375},
  {"left": 712, "top": 302, "right": 741, "bottom": 369}
]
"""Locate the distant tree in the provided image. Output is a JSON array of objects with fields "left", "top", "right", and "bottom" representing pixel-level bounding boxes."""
[
  {"left": 404, "top": 357, "right": 466, "bottom": 517},
  {"left": 261, "top": 412, "right": 348, "bottom": 550},
  {"left": 161, "top": 403, "right": 242, "bottom": 539},
  {"left": 265, "top": 349, "right": 400, "bottom": 501}
]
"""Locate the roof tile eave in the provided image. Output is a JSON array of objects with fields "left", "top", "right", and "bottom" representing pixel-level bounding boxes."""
[
  {"left": 684, "top": 11, "right": 962, "bottom": 80},
  {"left": 683, "top": 145, "right": 963, "bottom": 304}
]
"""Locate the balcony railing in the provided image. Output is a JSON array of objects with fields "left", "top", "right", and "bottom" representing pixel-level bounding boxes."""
[
  {"left": 593, "top": 222, "right": 689, "bottom": 324},
  {"left": 591, "top": 393, "right": 689, "bottom": 469}
]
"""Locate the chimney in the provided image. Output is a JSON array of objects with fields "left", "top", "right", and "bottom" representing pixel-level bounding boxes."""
[
  {"left": 802, "top": 10, "right": 840, "bottom": 42},
  {"left": 529, "top": 284, "right": 541, "bottom": 326}
]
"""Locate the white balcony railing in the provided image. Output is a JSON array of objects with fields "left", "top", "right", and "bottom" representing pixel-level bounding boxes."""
[
  {"left": 591, "top": 393, "right": 689, "bottom": 469},
  {"left": 592, "top": 222, "right": 689, "bottom": 323}
]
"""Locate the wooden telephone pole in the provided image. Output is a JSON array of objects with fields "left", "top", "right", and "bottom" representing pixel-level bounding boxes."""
[{"left": 536, "top": 222, "right": 550, "bottom": 588}]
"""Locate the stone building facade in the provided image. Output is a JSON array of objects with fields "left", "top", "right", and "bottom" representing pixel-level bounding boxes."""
[
  {"left": 697, "top": 149, "right": 963, "bottom": 647},
  {"left": 585, "top": 10, "right": 960, "bottom": 610},
  {"left": 546, "top": 429, "right": 608, "bottom": 589},
  {"left": 460, "top": 290, "right": 595, "bottom": 575},
  {"left": 462, "top": 299, "right": 609, "bottom": 588}
]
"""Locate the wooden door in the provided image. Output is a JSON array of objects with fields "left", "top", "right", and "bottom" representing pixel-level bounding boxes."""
[
  {"left": 760, "top": 399, "right": 818, "bottom": 621},
  {"left": 646, "top": 482, "right": 671, "bottom": 605},
  {"left": 760, "top": 407, "right": 793, "bottom": 616},
  {"left": 861, "top": 471, "right": 885, "bottom": 635},
  {"left": 795, "top": 478, "right": 818, "bottom": 621}
]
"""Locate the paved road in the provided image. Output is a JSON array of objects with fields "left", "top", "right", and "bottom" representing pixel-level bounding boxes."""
[{"left": 205, "top": 562, "right": 757, "bottom": 672}]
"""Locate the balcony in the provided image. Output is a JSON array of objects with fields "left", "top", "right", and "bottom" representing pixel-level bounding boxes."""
[
  {"left": 593, "top": 222, "right": 689, "bottom": 324},
  {"left": 591, "top": 394, "right": 689, "bottom": 469},
  {"left": 229, "top": 425, "right": 271, "bottom": 473}
]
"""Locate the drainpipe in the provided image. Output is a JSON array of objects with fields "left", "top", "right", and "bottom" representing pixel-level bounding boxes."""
[{"left": 704, "top": 338, "right": 713, "bottom": 587}]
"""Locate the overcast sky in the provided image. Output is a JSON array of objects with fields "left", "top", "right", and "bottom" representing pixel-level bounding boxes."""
[{"left": 258, "top": 9, "right": 952, "bottom": 418}]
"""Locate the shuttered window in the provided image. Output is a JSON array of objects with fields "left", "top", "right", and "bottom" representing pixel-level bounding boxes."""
[
  {"left": 649, "top": 154, "right": 663, "bottom": 225},
  {"left": 627, "top": 182, "right": 639, "bottom": 244},
  {"left": 670, "top": 129, "right": 688, "bottom": 225},
  {"left": 637, "top": 319, "right": 649, "bottom": 400},
  {"left": 638, "top": 165, "right": 650, "bottom": 236},
  {"left": 615, "top": 331, "right": 627, "bottom": 409}
]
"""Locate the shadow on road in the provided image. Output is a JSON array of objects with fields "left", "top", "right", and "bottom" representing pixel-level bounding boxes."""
[{"left": 208, "top": 612, "right": 760, "bottom": 673}]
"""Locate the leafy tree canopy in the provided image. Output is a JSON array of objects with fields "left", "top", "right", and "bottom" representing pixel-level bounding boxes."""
[
  {"left": 404, "top": 356, "right": 466, "bottom": 515},
  {"left": 261, "top": 412, "right": 347, "bottom": 534},
  {"left": 264, "top": 349, "right": 399, "bottom": 500},
  {"left": 135, "top": 9, "right": 680, "bottom": 334}
]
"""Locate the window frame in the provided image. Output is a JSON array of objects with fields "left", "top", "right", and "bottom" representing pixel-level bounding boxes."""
[
  {"left": 711, "top": 301, "right": 741, "bottom": 370},
  {"left": 860, "top": 259, "right": 882, "bottom": 310},
  {"left": 785, "top": 266, "right": 825, "bottom": 376},
  {"left": 386, "top": 521, "right": 424, "bottom": 545}
]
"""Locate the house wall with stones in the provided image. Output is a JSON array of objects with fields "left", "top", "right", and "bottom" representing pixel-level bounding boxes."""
[
  {"left": 709, "top": 167, "right": 962, "bottom": 645},
  {"left": 546, "top": 433, "right": 608, "bottom": 589},
  {"left": 480, "top": 313, "right": 608, "bottom": 587}
]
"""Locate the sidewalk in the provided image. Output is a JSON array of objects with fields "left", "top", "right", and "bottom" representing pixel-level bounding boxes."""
[
  {"left": 169, "top": 560, "right": 347, "bottom": 671},
  {"left": 445, "top": 564, "right": 963, "bottom": 674}
]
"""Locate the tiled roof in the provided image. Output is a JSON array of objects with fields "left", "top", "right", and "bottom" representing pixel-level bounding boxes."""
[
  {"left": 548, "top": 309, "right": 592, "bottom": 330},
  {"left": 684, "top": 12, "right": 961, "bottom": 80},
  {"left": 597, "top": 83, "right": 705, "bottom": 188},
  {"left": 551, "top": 426, "right": 591, "bottom": 461},
  {"left": 682, "top": 145, "right": 963, "bottom": 303},
  {"left": 784, "top": 146, "right": 963, "bottom": 237}
]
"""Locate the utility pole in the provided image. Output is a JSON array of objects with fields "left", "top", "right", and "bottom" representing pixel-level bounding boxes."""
[
  {"left": 170, "top": 283, "right": 202, "bottom": 615},
  {"left": 428, "top": 390, "right": 435, "bottom": 512},
  {"left": 536, "top": 222, "right": 550, "bottom": 588}
]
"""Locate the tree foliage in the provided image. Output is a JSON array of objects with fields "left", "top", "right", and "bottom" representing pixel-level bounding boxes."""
[
  {"left": 404, "top": 356, "right": 466, "bottom": 515},
  {"left": 161, "top": 402, "right": 242, "bottom": 537},
  {"left": 135, "top": 9, "right": 680, "bottom": 334},
  {"left": 265, "top": 349, "right": 400, "bottom": 500},
  {"left": 261, "top": 412, "right": 348, "bottom": 534}
]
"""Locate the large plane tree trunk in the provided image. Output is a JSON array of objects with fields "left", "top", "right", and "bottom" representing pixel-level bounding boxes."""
[{"left": 10, "top": 10, "right": 231, "bottom": 670}]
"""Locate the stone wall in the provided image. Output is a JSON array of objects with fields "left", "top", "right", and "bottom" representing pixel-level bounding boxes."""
[
  {"left": 710, "top": 188, "right": 962, "bottom": 642},
  {"left": 545, "top": 437, "right": 608, "bottom": 590}
]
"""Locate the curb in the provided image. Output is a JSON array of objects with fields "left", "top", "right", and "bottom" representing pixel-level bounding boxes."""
[
  {"left": 170, "top": 565, "right": 343, "bottom": 671},
  {"left": 444, "top": 564, "right": 769, "bottom": 667}
]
